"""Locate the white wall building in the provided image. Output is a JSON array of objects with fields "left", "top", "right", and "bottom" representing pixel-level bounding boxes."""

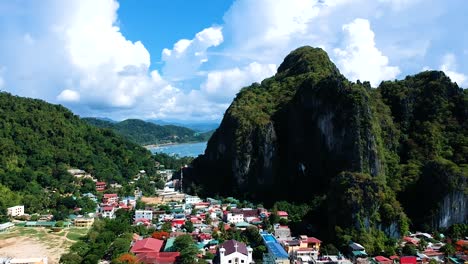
[
  {"left": 225, "top": 213, "right": 244, "bottom": 224},
  {"left": 185, "top": 195, "right": 202, "bottom": 205},
  {"left": 101, "top": 206, "right": 115, "bottom": 219},
  {"left": 135, "top": 210, "right": 153, "bottom": 221},
  {"left": 7, "top": 205, "right": 24, "bottom": 217},
  {"left": 219, "top": 240, "right": 253, "bottom": 264}
]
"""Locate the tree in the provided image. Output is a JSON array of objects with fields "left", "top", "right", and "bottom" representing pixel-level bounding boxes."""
[
  {"left": 59, "top": 253, "right": 82, "bottom": 264},
  {"left": 440, "top": 243, "right": 455, "bottom": 256},
  {"left": 115, "top": 253, "right": 138, "bottom": 264},
  {"left": 161, "top": 221, "right": 172, "bottom": 232},
  {"left": 268, "top": 213, "right": 280, "bottom": 225},
  {"left": 320, "top": 244, "right": 339, "bottom": 255},
  {"left": 402, "top": 244, "right": 417, "bottom": 256},
  {"left": 174, "top": 235, "right": 198, "bottom": 264},
  {"left": 151, "top": 231, "right": 169, "bottom": 240},
  {"left": 184, "top": 220, "right": 195, "bottom": 233}
]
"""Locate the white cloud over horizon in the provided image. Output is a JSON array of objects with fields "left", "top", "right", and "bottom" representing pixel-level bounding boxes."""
[
  {"left": 333, "top": 18, "right": 400, "bottom": 86},
  {"left": 0, "top": 0, "right": 466, "bottom": 121},
  {"left": 440, "top": 53, "right": 467, "bottom": 87}
]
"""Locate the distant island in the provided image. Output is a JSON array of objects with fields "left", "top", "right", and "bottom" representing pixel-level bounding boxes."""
[{"left": 83, "top": 118, "right": 215, "bottom": 146}]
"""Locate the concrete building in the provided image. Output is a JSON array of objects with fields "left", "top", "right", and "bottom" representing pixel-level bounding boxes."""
[
  {"left": 225, "top": 213, "right": 244, "bottom": 224},
  {"left": 218, "top": 240, "right": 253, "bottom": 264},
  {"left": 73, "top": 217, "right": 94, "bottom": 228},
  {"left": 7, "top": 205, "right": 24, "bottom": 217},
  {"left": 185, "top": 195, "right": 202, "bottom": 205},
  {"left": 135, "top": 210, "right": 153, "bottom": 221}
]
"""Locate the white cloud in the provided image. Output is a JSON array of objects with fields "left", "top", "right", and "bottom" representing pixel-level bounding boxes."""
[
  {"left": 333, "top": 18, "right": 400, "bottom": 86},
  {"left": 440, "top": 53, "right": 467, "bottom": 86},
  {"left": 57, "top": 89, "right": 80, "bottom": 102},
  {"left": 201, "top": 62, "right": 277, "bottom": 101},
  {"left": 161, "top": 26, "right": 223, "bottom": 80}
]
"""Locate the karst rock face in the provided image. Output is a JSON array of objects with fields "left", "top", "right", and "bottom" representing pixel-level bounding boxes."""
[{"left": 185, "top": 46, "right": 467, "bottom": 231}]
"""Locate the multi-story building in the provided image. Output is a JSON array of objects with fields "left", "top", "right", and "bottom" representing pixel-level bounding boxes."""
[
  {"left": 135, "top": 210, "right": 153, "bottom": 221},
  {"left": 225, "top": 213, "right": 244, "bottom": 224},
  {"left": 7, "top": 205, "right": 24, "bottom": 217},
  {"left": 74, "top": 217, "right": 95, "bottom": 228},
  {"left": 185, "top": 195, "right": 202, "bottom": 205},
  {"left": 101, "top": 206, "right": 116, "bottom": 219}
]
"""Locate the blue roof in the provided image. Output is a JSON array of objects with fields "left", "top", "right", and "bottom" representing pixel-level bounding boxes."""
[{"left": 262, "top": 234, "right": 289, "bottom": 259}]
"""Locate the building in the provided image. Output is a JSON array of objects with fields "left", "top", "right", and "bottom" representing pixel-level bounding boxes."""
[
  {"left": 185, "top": 195, "right": 202, "bottom": 205},
  {"left": 261, "top": 233, "right": 289, "bottom": 264},
  {"left": 277, "top": 211, "right": 288, "bottom": 219},
  {"left": 217, "top": 239, "right": 254, "bottom": 264},
  {"left": 96, "top": 181, "right": 106, "bottom": 192},
  {"left": 101, "top": 206, "right": 116, "bottom": 219},
  {"left": 0, "top": 222, "right": 14, "bottom": 232},
  {"left": 74, "top": 217, "right": 94, "bottom": 228},
  {"left": 103, "top": 193, "right": 118, "bottom": 204},
  {"left": 131, "top": 238, "right": 164, "bottom": 254},
  {"left": 225, "top": 213, "right": 244, "bottom": 224},
  {"left": 274, "top": 226, "right": 291, "bottom": 240},
  {"left": 135, "top": 210, "right": 153, "bottom": 221},
  {"left": 7, "top": 205, "right": 24, "bottom": 217},
  {"left": 5, "top": 257, "right": 48, "bottom": 264}
]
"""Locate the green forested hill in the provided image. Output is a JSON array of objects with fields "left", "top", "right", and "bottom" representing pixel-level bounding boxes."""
[
  {"left": 0, "top": 92, "right": 155, "bottom": 216},
  {"left": 187, "top": 46, "right": 467, "bottom": 252},
  {"left": 83, "top": 118, "right": 213, "bottom": 145}
]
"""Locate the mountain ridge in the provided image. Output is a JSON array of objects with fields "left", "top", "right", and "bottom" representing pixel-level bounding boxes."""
[
  {"left": 83, "top": 117, "right": 214, "bottom": 146},
  {"left": 185, "top": 46, "right": 467, "bottom": 245}
]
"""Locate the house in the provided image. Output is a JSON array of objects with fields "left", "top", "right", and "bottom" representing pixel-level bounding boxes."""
[
  {"left": 375, "top": 256, "right": 392, "bottom": 264},
  {"left": 74, "top": 217, "right": 94, "bottom": 227},
  {"left": 194, "top": 202, "right": 210, "bottom": 209},
  {"left": 225, "top": 213, "right": 244, "bottom": 224},
  {"left": 299, "top": 235, "right": 321, "bottom": 251},
  {"left": 400, "top": 256, "right": 417, "bottom": 264},
  {"left": 135, "top": 210, "right": 153, "bottom": 221},
  {"left": 131, "top": 238, "right": 164, "bottom": 254},
  {"left": 185, "top": 195, "right": 202, "bottom": 205},
  {"left": 261, "top": 233, "right": 289, "bottom": 264},
  {"left": 101, "top": 206, "right": 116, "bottom": 219},
  {"left": 103, "top": 193, "right": 118, "bottom": 204},
  {"left": 96, "top": 181, "right": 106, "bottom": 192},
  {"left": 277, "top": 211, "right": 288, "bottom": 219},
  {"left": 274, "top": 225, "right": 291, "bottom": 240},
  {"left": 136, "top": 252, "right": 180, "bottom": 264},
  {"left": 7, "top": 205, "right": 24, "bottom": 217},
  {"left": 217, "top": 239, "right": 254, "bottom": 264}
]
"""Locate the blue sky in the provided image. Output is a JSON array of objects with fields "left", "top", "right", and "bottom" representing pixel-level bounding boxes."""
[{"left": 0, "top": 0, "right": 466, "bottom": 122}]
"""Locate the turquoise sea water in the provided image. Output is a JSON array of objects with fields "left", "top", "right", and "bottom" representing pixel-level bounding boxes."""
[{"left": 149, "top": 141, "right": 207, "bottom": 157}]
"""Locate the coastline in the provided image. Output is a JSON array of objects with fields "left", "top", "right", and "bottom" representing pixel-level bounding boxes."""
[{"left": 143, "top": 141, "right": 206, "bottom": 149}]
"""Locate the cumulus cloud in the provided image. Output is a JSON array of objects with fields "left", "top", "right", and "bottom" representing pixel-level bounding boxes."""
[
  {"left": 333, "top": 18, "right": 400, "bottom": 86},
  {"left": 57, "top": 89, "right": 80, "bottom": 102},
  {"left": 201, "top": 62, "right": 277, "bottom": 101},
  {"left": 440, "top": 53, "right": 467, "bottom": 87},
  {"left": 161, "top": 27, "right": 223, "bottom": 80}
]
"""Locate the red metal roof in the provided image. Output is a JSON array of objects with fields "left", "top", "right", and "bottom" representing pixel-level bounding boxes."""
[
  {"left": 307, "top": 237, "right": 322, "bottom": 243},
  {"left": 400, "top": 256, "right": 417, "bottom": 264},
  {"left": 277, "top": 211, "right": 288, "bottom": 216},
  {"left": 131, "top": 238, "right": 164, "bottom": 254},
  {"left": 104, "top": 193, "right": 118, "bottom": 198},
  {"left": 136, "top": 252, "right": 180, "bottom": 264},
  {"left": 375, "top": 256, "right": 391, "bottom": 262}
]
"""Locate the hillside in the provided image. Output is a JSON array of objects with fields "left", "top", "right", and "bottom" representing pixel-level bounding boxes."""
[
  {"left": 146, "top": 119, "right": 219, "bottom": 132},
  {"left": 83, "top": 118, "right": 213, "bottom": 145},
  {"left": 186, "top": 47, "right": 467, "bottom": 244},
  {"left": 0, "top": 92, "right": 156, "bottom": 216}
]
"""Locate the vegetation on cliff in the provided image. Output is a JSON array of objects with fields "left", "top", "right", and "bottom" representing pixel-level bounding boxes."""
[
  {"left": 83, "top": 117, "right": 213, "bottom": 145},
  {"left": 187, "top": 46, "right": 467, "bottom": 248}
]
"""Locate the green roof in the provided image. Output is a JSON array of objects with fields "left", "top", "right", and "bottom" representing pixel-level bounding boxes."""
[
  {"left": 164, "top": 237, "right": 176, "bottom": 252},
  {"left": 235, "top": 222, "right": 251, "bottom": 227},
  {"left": 352, "top": 250, "right": 367, "bottom": 256},
  {"left": 25, "top": 221, "right": 57, "bottom": 227}
]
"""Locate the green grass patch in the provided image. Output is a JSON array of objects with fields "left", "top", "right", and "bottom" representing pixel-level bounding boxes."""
[{"left": 66, "top": 231, "right": 85, "bottom": 241}]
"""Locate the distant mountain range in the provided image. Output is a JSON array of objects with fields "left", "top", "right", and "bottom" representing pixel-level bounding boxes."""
[
  {"left": 86, "top": 117, "right": 219, "bottom": 132},
  {"left": 83, "top": 118, "right": 214, "bottom": 146}
]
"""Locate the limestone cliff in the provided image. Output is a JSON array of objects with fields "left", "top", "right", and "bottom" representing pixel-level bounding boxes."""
[{"left": 186, "top": 46, "right": 467, "bottom": 231}]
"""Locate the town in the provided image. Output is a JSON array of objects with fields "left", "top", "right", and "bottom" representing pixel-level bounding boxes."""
[{"left": 0, "top": 162, "right": 466, "bottom": 264}]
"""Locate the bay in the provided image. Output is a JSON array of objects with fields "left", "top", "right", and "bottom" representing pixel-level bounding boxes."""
[{"left": 148, "top": 141, "right": 207, "bottom": 157}]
